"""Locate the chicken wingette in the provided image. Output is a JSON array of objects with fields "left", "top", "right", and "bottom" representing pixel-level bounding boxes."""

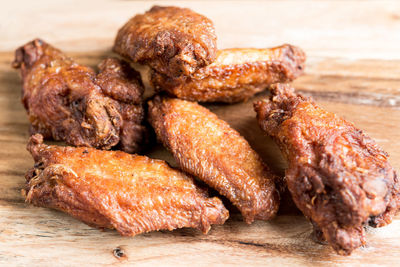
[
  {"left": 148, "top": 96, "right": 279, "bottom": 223},
  {"left": 25, "top": 134, "right": 229, "bottom": 235},
  {"left": 151, "top": 45, "right": 305, "bottom": 103}
]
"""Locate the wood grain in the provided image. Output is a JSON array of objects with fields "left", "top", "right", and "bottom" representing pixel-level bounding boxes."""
[
  {"left": 2, "top": 1, "right": 400, "bottom": 266},
  {"left": 2, "top": 1, "right": 400, "bottom": 60},
  {"left": 1, "top": 49, "right": 400, "bottom": 266}
]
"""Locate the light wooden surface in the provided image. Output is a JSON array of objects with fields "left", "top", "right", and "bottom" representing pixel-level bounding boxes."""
[{"left": 1, "top": 1, "right": 400, "bottom": 266}]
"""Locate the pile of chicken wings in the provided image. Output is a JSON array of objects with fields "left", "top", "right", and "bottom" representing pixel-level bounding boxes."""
[{"left": 13, "top": 6, "right": 399, "bottom": 255}]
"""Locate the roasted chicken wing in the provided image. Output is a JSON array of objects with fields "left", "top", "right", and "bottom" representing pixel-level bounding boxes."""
[
  {"left": 113, "top": 6, "right": 217, "bottom": 77},
  {"left": 12, "top": 39, "right": 148, "bottom": 153},
  {"left": 25, "top": 134, "right": 228, "bottom": 235},
  {"left": 148, "top": 96, "right": 279, "bottom": 223},
  {"left": 151, "top": 45, "right": 306, "bottom": 103},
  {"left": 254, "top": 84, "right": 400, "bottom": 255}
]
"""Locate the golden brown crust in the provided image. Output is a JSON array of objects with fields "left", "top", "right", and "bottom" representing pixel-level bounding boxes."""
[
  {"left": 151, "top": 44, "right": 306, "bottom": 103},
  {"left": 12, "top": 39, "right": 148, "bottom": 153},
  {"left": 96, "top": 57, "right": 143, "bottom": 104},
  {"left": 96, "top": 58, "right": 149, "bottom": 153},
  {"left": 113, "top": 6, "right": 217, "bottom": 77},
  {"left": 254, "top": 84, "right": 400, "bottom": 255},
  {"left": 148, "top": 96, "right": 279, "bottom": 223},
  {"left": 25, "top": 134, "right": 228, "bottom": 235}
]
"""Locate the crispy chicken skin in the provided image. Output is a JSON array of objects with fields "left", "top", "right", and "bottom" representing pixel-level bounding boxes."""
[
  {"left": 151, "top": 44, "right": 306, "bottom": 103},
  {"left": 25, "top": 134, "right": 228, "bottom": 235},
  {"left": 148, "top": 96, "right": 279, "bottom": 223},
  {"left": 113, "top": 6, "right": 217, "bottom": 77},
  {"left": 12, "top": 39, "right": 148, "bottom": 153},
  {"left": 254, "top": 84, "right": 400, "bottom": 255},
  {"left": 96, "top": 58, "right": 148, "bottom": 153}
]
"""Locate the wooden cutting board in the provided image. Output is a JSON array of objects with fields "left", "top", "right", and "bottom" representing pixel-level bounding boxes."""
[{"left": 1, "top": 1, "right": 400, "bottom": 266}]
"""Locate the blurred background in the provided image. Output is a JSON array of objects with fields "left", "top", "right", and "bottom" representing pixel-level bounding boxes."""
[{"left": 2, "top": 0, "right": 400, "bottom": 60}]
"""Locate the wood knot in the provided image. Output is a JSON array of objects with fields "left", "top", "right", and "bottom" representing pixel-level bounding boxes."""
[{"left": 113, "top": 247, "right": 127, "bottom": 260}]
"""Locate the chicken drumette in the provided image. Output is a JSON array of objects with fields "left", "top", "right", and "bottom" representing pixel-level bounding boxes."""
[
  {"left": 25, "top": 134, "right": 228, "bottom": 235},
  {"left": 12, "top": 39, "right": 148, "bottom": 153},
  {"left": 254, "top": 84, "right": 400, "bottom": 255},
  {"left": 148, "top": 96, "right": 279, "bottom": 223}
]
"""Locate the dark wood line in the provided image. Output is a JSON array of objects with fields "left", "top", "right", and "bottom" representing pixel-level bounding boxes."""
[
  {"left": 298, "top": 89, "right": 400, "bottom": 108},
  {"left": 0, "top": 121, "right": 29, "bottom": 127},
  {"left": 0, "top": 198, "right": 25, "bottom": 204},
  {"left": 200, "top": 238, "right": 330, "bottom": 260},
  {"left": 0, "top": 150, "right": 29, "bottom": 158},
  {"left": 0, "top": 170, "right": 26, "bottom": 177},
  {"left": 237, "top": 240, "right": 265, "bottom": 247},
  {"left": 0, "top": 139, "right": 29, "bottom": 146},
  {"left": 305, "top": 73, "right": 400, "bottom": 83}
]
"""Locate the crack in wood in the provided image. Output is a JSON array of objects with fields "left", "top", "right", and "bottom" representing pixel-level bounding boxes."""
[{"left": 237, "top": 240, "right": 265, "bottom": 247}]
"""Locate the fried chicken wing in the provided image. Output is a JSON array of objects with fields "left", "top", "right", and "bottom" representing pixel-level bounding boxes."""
[
  {"left": 151, "top": 45, "right": 305, "bottom": 103},
  {"left": 96, "top": 57, "right": 149, "bottom": 153},
  {"left": 25, "top": 134, "right": 228, "bottom": 235},
  {"left": 148, "top": 96, "right": 279, "bottom": 223},
  {"left": 113, "top": 6, "right": 217, "bottom": 77},
  {"left": 12, "top": 39, "right": 148, "bottom": 153},
  {"left": 254, "top": 84, "right": 400, "bottom": 255}
]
